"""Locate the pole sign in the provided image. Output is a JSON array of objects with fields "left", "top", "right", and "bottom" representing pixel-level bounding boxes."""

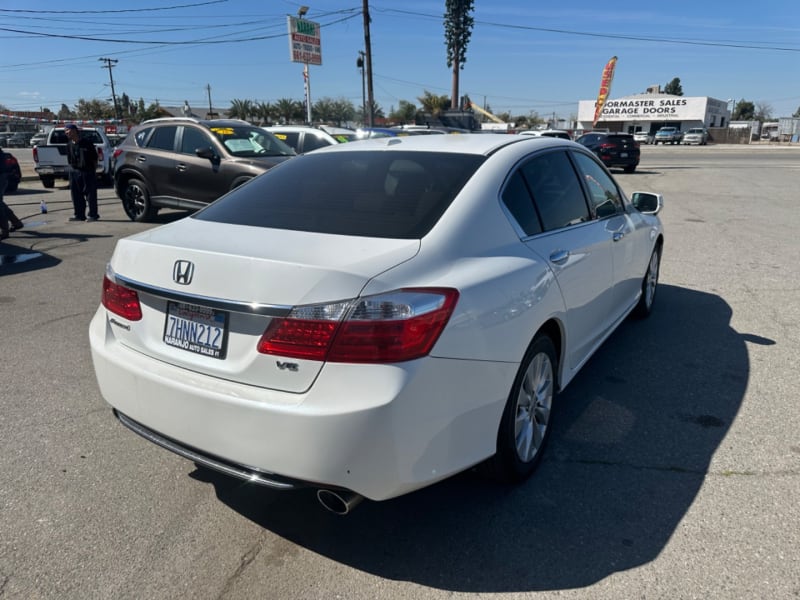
[{"left": 287, "top": 16, "right": 322, "bottom": 66}]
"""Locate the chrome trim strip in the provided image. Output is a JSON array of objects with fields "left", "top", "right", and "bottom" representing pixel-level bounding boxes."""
[
  {"left": 115, "top": 411, "right": 303, "bottom": 491},
  {"left": 114, "top": 273, "right": 292, "bottom": 317}
]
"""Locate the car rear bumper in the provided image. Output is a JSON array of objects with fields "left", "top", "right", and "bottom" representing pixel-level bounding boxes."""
[{"left": 89, "top": 307, "right": 515, "bottom": 501}]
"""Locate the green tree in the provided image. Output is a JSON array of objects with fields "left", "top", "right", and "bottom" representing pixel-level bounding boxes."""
[
  {"left": 664, "top": 77, "right": 683, "bottom": 96},
  {"left": 733, "top": 100, "right": 755, "bottom": 121},
  {"left": 228, "top": 99, "right": 254, "bottom": 122},
  {"left": 444, "top": 0, "right": 475, "bottom": 109},
  {"left": 389, "top": 99, "right": 418, "bottom": 124},
  {"left": 274, "top": 98, "right": 303, "bottom": 123},
  {"left": 133, "top": 99, "right": 169, "bottom": 122},
  {"left": 57, "top": 103, "right": 74, "bottom": 121},
  {"left": 418, "top": 91, "right": 451, "bottom": 117},
  {"left": 253, "top": 101, "right": 274, "bottom": 125},
  {"left": 74, "top": 99, "right": 115, "bottom": 120}
]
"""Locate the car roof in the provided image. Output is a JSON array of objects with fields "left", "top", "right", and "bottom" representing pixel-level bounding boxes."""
[{"left": 310, "top": 131, "right": 568, "bottom": 156}]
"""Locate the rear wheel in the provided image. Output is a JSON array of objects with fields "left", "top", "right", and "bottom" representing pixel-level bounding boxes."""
[
  {"left": 623, "top": 164, "right": 637, "bottom": 173},
  {"left": 40, "top": 176, "right": 55, "bottom": 189},
  {"left": 121, "top": 178, "right": 157, "bottom": 222},
  {"left": 632, "top": 245, "right": 661, "bottom": 318},
  {"left": 487, "top": 334, "right": 557, "bottom": 483}
]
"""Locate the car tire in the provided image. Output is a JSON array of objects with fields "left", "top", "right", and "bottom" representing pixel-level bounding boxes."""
[
  {"left": 40, "top": 176, "right": 55, "bottom": 189},
  {"left": 486, "top": 333, "right": 557, "bottom": 483},
  {"left": 623, "top": 164, "right": 637, "bottom": 173},
  {"left": 121, "top": 178, "right": 157, "bottom": 223},
  {"left": 632, "top": 244, "right": 661, "bottom": 318},
  {"left": 6, "top": 181, "right": 18, "bottom": 193}
]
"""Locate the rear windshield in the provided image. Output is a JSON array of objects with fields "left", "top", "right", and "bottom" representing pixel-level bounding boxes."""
[{"left": 195, "top": 150, "right": 485, "bottom": 238}]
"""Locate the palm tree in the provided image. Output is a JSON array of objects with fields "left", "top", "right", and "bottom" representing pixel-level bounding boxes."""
[
  {"left": 275, "top": 98, "right": 303, "bottom": 124},
  {"left": 254, "top": 101, "right": 274, "bottom": 125},
  {"left": 228, "top": 99, "right": 254, "bottom": 122},
  {"left": 417, "top": 91, "right": 451, "bottom": 118}
]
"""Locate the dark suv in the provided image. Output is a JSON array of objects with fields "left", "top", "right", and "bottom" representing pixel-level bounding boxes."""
[
  {"left": 113, "top": 118, "right": 296, "bottom": 222},
  {"left": 575, "top": 132, "right": 640, "bottom": 173}
]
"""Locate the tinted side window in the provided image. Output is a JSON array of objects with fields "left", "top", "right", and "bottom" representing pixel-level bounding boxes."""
[
  {"left": 180, "top": 126, "right": 212, "bottom": 155},
  {"left": 501, "top": 171, "right": 542, "bottom": 236},
  {"left": 520, "top": 151, "right": 589, "bottom": 231},
  {"left": 147, "top": 126, "right": 177, "bottom": 151},
  {"left": 572, "top": 152, "right": 624, "bottom": 218},
  {"left": 302, "top": 133, "right": 332, "bottom": 152},
  {"left": 133, "top": 127, "right": 152, "bottom": 147}
]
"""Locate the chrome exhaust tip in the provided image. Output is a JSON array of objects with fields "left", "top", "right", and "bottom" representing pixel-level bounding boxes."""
[{"left": 316, "top": 489, "right": 364, "bottom": 515}]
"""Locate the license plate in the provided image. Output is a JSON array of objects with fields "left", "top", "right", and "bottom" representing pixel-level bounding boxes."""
[
  {"left": 163, "top": 301, "right": 229, "bottom": 359},
  {"left": 38, "top": 167, "right": 54, "bottom": 174},
  {"left": 620, "top": 152, "right": 628, "bottom": 158}
]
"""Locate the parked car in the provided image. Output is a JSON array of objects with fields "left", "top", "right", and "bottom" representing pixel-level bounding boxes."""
[
  {"left": 90, "top": 134, "right": 665, "bottom": 514},
  {"left": 112, "top": 117, "right": 295, "bottom": 222},
  {"left": 1, "top": 150, "right": 22, "bottom": 192},
  {"left": 29, "top": 132, "right": 48, "bottom": 147},
  {"left": 262, "top": 125, "right": 341, "bottom": 154},
  {"left": 2, "top": 133, "right": 28, "bottom": 148},
  {"left": 318, "top": 125, "right": 359, "bottom": 142},
  {"left": 633, "top": 130, "right": 654, "bottom": 145},
  {"left": 681, "top": 128, "right": 709, "bottom": 145},
  {"left": 518, "top": 129, "right": 572, "bottom": 140},
  {"left": 575, "top": 132, "right": 640, "bottom": 173},
  {"left": 654, "top": 127, "right": 682, "bottom": 145}
]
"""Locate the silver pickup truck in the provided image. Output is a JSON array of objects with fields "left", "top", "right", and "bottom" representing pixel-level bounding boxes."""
[{"left": 32, "top": 127, "right": 112, "bottom": 188}]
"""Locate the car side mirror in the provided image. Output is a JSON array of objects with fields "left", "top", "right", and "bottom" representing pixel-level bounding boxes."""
[
  {"left": 196, "top": 146, "right": 220, "bottom": 165},
  {"left": 631, "top": 191, "right": 664, "bottom": 215}
]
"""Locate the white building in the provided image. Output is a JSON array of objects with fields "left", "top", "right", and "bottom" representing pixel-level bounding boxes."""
[{"left": 576, "top": 93, "right": 732, "bottom": 135}]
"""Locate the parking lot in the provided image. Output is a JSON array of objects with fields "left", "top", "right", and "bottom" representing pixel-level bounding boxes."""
[{"left": 1, "top": 144, "right": 798, "bottom": 599}]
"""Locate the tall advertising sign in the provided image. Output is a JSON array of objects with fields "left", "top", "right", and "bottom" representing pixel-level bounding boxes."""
[
  {"left": 592, "top": 56, "right": 618, "bottom": 127},
  {"left": 287, "top": 16, "right": 322, "bottom": 66}
]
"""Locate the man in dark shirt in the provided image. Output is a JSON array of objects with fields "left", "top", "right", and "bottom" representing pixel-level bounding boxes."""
[{"left": 65, "top": 123, "right": 99, "bottom": 221}]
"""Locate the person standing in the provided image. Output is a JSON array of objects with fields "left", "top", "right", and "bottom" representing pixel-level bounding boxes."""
[
  {"left": 64, "top": 123, "right": 99, "bottom": 222},
  {"left": 0, "top": 144, "right": 24, "bottom": 240}
]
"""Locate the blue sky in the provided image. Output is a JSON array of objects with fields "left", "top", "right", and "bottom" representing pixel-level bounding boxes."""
[{"left": 2, "top": 0, "right": 799, "bottom": 120}]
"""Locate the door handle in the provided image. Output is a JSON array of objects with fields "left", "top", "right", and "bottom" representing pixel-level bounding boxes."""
[
  {"left": 176, "top": 163, "right": 187, "bottom": 172},
  {"left": 549, "top": 250, "right": 569, "bottom": 265}
]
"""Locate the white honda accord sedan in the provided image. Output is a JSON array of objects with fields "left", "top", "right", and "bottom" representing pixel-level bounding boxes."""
[{"left": 90, "top": 134, "right": 664, "bottom": 514}]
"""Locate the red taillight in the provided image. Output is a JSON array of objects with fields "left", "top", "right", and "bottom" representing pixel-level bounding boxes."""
[
  {"left": 598, "top": 142, "right": 615, "bottom": 151},
  {"left": 102, "top": 275, "right": 142, "bottom": 321},
  {"left": 97, "top": 147, "right": 104, "bottom": 162},
  {"left": 258, "top": 288, "right": 459, "bottom": 363},
  {"left": 113, "top": 148, "right": 123, "bottom": 160},
  {"left": 32, "top": 147, "right": 38, "bottom": 163}
]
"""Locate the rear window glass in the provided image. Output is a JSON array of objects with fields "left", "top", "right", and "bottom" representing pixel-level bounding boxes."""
[{"left": 194, "top": 150, "right": 485, "bottom": 239}]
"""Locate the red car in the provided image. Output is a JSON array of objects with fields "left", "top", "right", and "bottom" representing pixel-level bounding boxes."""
[{"left": 2, "top": 151, "right": 22, "bottom": 193}]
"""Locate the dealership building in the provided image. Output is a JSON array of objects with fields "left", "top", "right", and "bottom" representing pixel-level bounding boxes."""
[{"left": 576, "top": 92, "right": 732, "bottom": 135}]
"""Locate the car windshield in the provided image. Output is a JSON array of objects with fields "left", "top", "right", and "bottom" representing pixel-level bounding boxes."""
[
  {"left": 208, "top": 125, "right": 295, "bottom": 158},
  {"left": 194, "top": 150, "right": 485, "bottom": 239}
]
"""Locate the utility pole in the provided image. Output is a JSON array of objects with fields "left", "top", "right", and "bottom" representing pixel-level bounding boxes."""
[
  {"left": 206, "top": 84, "right": 214, "bottom": 117},
  {"left": 357, "top": 51, "right": 366, "bottom": 126},
  {"left": 99, "top": 57, "right": 121, "bottom": 120},
  {"left": 362, "top": 0, "right": 374, "bottom": 127}
]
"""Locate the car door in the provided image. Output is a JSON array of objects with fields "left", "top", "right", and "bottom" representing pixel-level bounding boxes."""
[
  {"left": 572, "top": 151, "right": 647, "bottom": 317},
  {"left": 140, "top": 125, "right": 179, "bottom": 199},
  {"left": 505, "top": 150, "right": 616, "bottom": 371},
  {"left": 171, "top": 125, "right": 226, "bottom": 204}
]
